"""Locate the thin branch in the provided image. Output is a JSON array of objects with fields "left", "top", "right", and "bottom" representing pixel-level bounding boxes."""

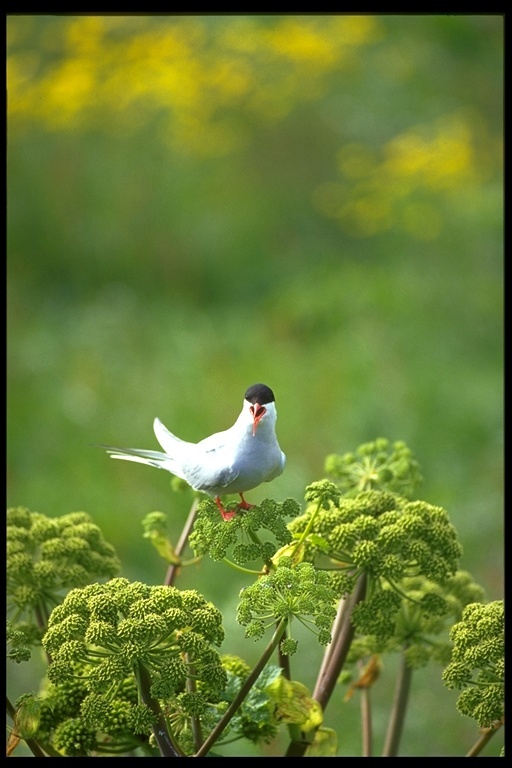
[
  {"left": 465, "top": 720, "right": 503, "bottom": 757},
  {"left": 312, "top": 595, "right": 347, "bottom": 694},
  {"left": 135, "top": 663, "right": 185, "bottom": 757},
  {"left": 277, "top": 635, "right": 291, "bottom": 680},
  {"left": 165, "top": 498, "right": 200, "bottom": 587},
  {"left": 285, "top": 573, "right": 368, "bottom": 757},
  {"left": 221, "top": 557, "right": 264, "bottom": 575},
  {"left": 186, "top": 659, "right": 203, "bottom": 752},
  {"left": 193, "top": 618, "right": 288, "bottom": 758},
  {"left": 381, "top": 649, "right": 413, "bottom": 757},
  {"left": 360, "top": 673, "right": 373, "bottom": 756},
  {"left": 313, "top": 572, "right": 367, "bottom": 709}
]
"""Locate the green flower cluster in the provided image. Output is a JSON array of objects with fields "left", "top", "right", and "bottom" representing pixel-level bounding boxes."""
[
  {"left": 288, "top": 489, "right": 462, "bottom": 643},
  {"left": 442, "top": 600, "right": 504, "bottom": 728},
  {"left": 347, "top": 570, "right": 485, "bottom": 668},
  {"left": 7, "top": 507, "right": 120, "bottom": 641},
  {"left": 19, "top": 670, "right": 154, "bottom": 756},
  {"left": 325, "top": 438, "right": 422, "bottom": 498},
  {"left": 237, "top": 559, "right": 337, "bottom": 654},
  {"left": 43, "top": 578, "right": 226, "bottom": 698},
  {"left": 7, "top": 620, "right": 31, "bottom": 663},
  {"left": 189, "top": 497, "right": 299, "bottom": 564}
]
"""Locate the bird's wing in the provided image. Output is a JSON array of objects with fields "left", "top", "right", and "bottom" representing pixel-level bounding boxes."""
[
  {"left": 153, "top": 418, "right": 190, "bottom": 454},
  {"left": 196, "top": 427, "right": 232, "bottom": 453},
  {"left": 264, "top": 451, "right": 287, "bottom": 482},
  {"left": 181, "top": 448, "right": 239, "bottom": 494}
]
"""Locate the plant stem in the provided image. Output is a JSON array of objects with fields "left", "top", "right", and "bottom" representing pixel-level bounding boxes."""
[
  {"left": 186, "top": 658, "right": 203, "bottom": 752},
  {"left": 466, "top": 720, "right": 503, "bottom": 757},
  {"left": 221, "top": 557, "right": 264, "bottom": 575},
  {"left": 381, "top": 649, "right": 413, "bottom": 756},
  {"left": 135, "top": 663, "right": 185, "bottom": 757},
  {"left": 285, "top": 573, "right": 367, "bottom": 757},
  {"left": 360, "top": 673, "right": 373, "bottom": 756},
  {"left": 278, "top": 637, "right": 291, "bottom": 680},
  {"left": 165, "top": 498, "right": 199, "bottom": 587},
  {"left": 193, "top": 617, "right": 288, "bottom": 758},
  {"left": 313, "top": 572, "right": 367, "bottom": 709},
  {"left": 293, "top": 499, "right": 322, "bottom": 552},
  {"left": 312, "top": 595, "right": 347, "bottom": 699}
]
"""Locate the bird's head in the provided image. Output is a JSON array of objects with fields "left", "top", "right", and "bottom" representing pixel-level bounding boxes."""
[{"left": 244, "top": 383, "right": 277, "bottom": 436}]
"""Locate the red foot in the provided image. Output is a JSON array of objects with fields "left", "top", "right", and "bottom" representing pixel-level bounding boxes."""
[
  {"left": 214, "top": 497, "right": 237, "bottom": 521},
  {"left": 237, "top": 493, "right": 255, "bottom": 510},
  {"left": 214, "top": 494, "right": 255, "bottom": 520}
]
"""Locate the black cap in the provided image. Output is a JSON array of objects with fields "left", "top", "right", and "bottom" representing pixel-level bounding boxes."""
[{"left": 245, "top": 383, "right": 275, "bottom": 405}]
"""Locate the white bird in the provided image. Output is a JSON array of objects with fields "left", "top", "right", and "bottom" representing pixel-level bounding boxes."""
[{"left": 102, "top": 383, "right": 286, "bottom": 520}]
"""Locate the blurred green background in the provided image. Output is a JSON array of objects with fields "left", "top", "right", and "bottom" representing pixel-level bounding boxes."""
[{"left": 7, "top": 14, "right": 503, "bottom": 756}]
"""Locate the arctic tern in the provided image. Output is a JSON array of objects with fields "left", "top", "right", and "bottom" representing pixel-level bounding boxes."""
[{"left": 103, "top": 383, "right": 286, "bottom": 520}]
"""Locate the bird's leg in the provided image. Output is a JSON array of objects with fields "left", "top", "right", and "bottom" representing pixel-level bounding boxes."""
[
  {"left": 237, "top": 493, "right": 255, "bottom": 510},
  {"left": 214, "top": 497, "right": 237, "bottom": 521}
]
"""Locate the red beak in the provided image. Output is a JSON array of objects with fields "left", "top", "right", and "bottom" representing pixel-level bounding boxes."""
[{"left": 250, "top": 403, "right": 266, "bottom": 436}]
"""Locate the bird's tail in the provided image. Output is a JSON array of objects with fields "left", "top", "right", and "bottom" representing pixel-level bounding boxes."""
[{"left": 101, "top": 445, "right": 184, "bottom": 477}]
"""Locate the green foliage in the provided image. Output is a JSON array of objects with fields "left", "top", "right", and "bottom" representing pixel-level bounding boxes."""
[
  {"left": 6, "top": 438, "right": 503, "bottom": 757},
  {"left": 52, "top": 717, "right": 97, "bottom": 757},
  {"left": 11, "top": 577, "right": 230, "bottom": 756},
  {"left": 346, "top": 570, "right": 486, "bottom": 671},
  {"left": 219, "top": 663, "right": 283, "bottom": 744},
  {"left": 304, "top": 480, "right": 342, "bottom": 509},
  {"left": 288, "top": 487, "right": 463, "bottom": 645},
  {"left": 141, "top": 511, "right": 181, "bottom": 564},
  {"left": 12, "top": 694, "right": 42, "bottom": 740},
  {"left": 189, "top": 498, "right": 299, "bottom": 565},
  {"left": 6, "top": 13, "right": 503, "bottom": 758},
  {"left": 237, "top": 560, "right": 337, "bottom": 654},
  {"left": 325, "top": 438, "right": 423, "bottom": 498},
  {"left": 42, "top": 578, "right": 226, "bottom": 698},
  {"left": 265, "top": 676, "right": 323, "bottom": 734},
  {"left": 7, "top": 507, "right": 121, "bottom": 642},
  {"left": 28, "top": 670, "right": 151, "bottom": 756},
  {"left": 442, "top": 600, "right": 504, "bottom": 728},
  {"left": 37, "top": 663, "right": 145, "bottom": 756},
  {"left": 216, "top": 661, "right": 323, "bottom": 746},
  {"left": 7, "top": 620, "right": 31, "bottom": 663}
]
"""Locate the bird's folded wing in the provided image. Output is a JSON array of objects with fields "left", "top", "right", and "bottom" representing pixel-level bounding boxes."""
[
  {"left": 182, "top": 458, "right": 239, "bottom": 494},
  {"left": 197, "top": 428, "right": 232, "bottom": 452}
]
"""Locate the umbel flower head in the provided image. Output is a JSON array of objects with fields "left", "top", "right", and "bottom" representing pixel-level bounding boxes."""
[
  {"left": 288, "top": 487, "right": 463, "bottom": 644},
  {"left": 19, "top": 668, "right": 152, "bottom": 757},
  {"left": 325, "top": 438, "right": 423, "bottom": 498},
  {"left": 345, "top": 569, "right": 485, "bottom": 671},
  {"left": 7, "top": 507, "right": 120, "bottom": 641},
  {"left": 442, "top": 600, "right": 504, "bottom": 728},
  {"left": 42, "top": 578, "right": 227, "bottom": 703},
  {"left": 189, "top": 497, "right": 299, "bottom": 564},
  {"left": 237, "top": 559, "right": 337, "bottom": 654}
]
